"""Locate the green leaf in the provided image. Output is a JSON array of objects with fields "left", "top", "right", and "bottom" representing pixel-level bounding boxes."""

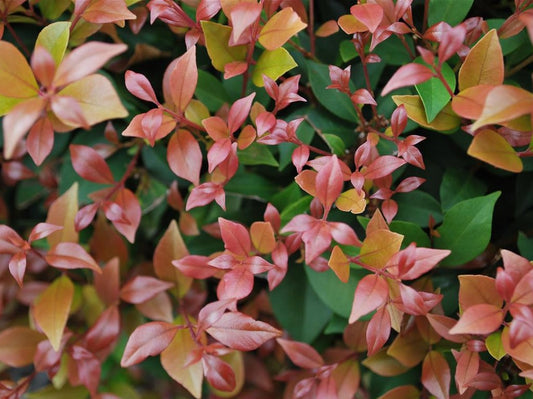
[
  {"left": 196, "top": 69, "right": 230, "bottom": 112},
  {"left": 486, "top": 331, "right": 505, "bottom": 361},
  {"left": 428, "top": 0, "right": 474, "bottom": 27},
  {"left": 415, "top": 59, "right": 456, "bottom": 123},
  {"left": 518, "top": 232, "right": 533, "bottom": 259},
  {"left": 270, "top": 182, "right": 302, "bottom": 211},
  {"left": 26, "top": 384, "right": 89, "bottom": 399},
  {"left": 322, "top": 133, "right": 346, "bottom": 156},
  {"left": 35, "top": 21, "right": 71, "bottom": 65},
  {"left": 340, "top": 40, "right": 358, "bottom": 62},
  {"left": 435, "top": 192, "right": 501, "bottom": 267},
  {"left": 305, "top": 266, "right": 367, "bottom": 319},
  {"left": 440, "top": 168, "right": 487, "bottom": 211},
  {"left": 280, "top": 196, "right": 313, "bottom": 226},
  {"left": 252, "top": 47, "right": 297, "bottom": 87},
  {"left": 224, "top": 170, "right": 279, "bottom": 201},
  {"left": 374, "top": 35, "right": 414, "bottom": 66},
  {"left": 238, "top": 142, "right": 279, "bottom": 167},
  {"left": 201, "top": 21, "right": 247, "bottom": 72},
  {"left": 395, "top": 191, "right": 443, "bottom": 227},
  {"left": 324, "top": 314, "right": 348, "bottom": 335},
  {"left": 306, "top": 60, "right": 358, "bottom": 122},
  {"left": 37, "top": 0, "right": 72, "bottom": 20},
  {"left": 270, "top": 263, "right": 332, "bottom": 343}
]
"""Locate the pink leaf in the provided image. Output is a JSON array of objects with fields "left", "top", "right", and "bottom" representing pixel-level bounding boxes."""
[
  {"left": 202, "top": 354, "right": 236, "bottom": 392},
  {"left": 120, "top": 276, "right": 174, "bottom": 304},
  {"left": 366, "top": 306, "right": 391, "bottom": 356},
  {"left": 228, "top": 93, "right": 255, "bottom": 134},
  {"left": 46, "top": 242, "right": 101, "bottom": 273},
  {"left": 349, "top": 274, "right": 389, "bottom": 323},
  {"left": 170, "top": 46, "right": 197, "bottom": 112},
  {"left": 277, "top": 338, "right": 324, "bottom": 369},
  {"left": 206, "top": 312, "right": 281, "bottom": 351},
  {"left": 70, "top": 144, "right": 114, "bottom": 184},
  {"left": 217, "top": 267, "right": 254, "bottom": 300},
  {"left": 422, "top": 351, "right": 450, "bottom": 399},
  {"left": 449, "top": 304, "right": 504, "bottom": 335},
  {"left": 167, "top": 129, "right": 202, "bottom": 186},
  {"left": 364, "top": 155, "right": 406, "bottom": 179},
  {"left": 120, "top": 322, "right": 179, "bottom": 367},
  {"left": 350, "top": 3, "right": 383, "bottom": 33},
  {"left": 315, "top": 155, "right": 343, "bottom": 213},
  {"left": 381, "top": 63, "right": 434, "bottom": 96},
  {"left": 219, "top": 218, "right": 251, "bottom": 257},
  {"left": 173, "top": 255, "right": 218, "bottom": 279},
  {"left": 125, "top": 70, "right": 158, "bottom": 104},
  {"left": 27, "top": 117, "right": 54, "bottom": 166},
  {"left": 186, "top": 182, "right": 226, "bottom": 211},
  {"left": 207, "top": 138, "right": 232, "bottom": 173},
  {"left": 9, "top": 251, "right": 26, "bottom": 287}
]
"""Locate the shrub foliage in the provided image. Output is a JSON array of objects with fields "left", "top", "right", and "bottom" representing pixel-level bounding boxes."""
[{"left": 1, "top": 0, "right": 533, "bottom": 398}]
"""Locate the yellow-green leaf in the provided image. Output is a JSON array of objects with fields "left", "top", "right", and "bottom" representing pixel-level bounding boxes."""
[
  {"left": 258, "top": 7, "right": 307, "bottom": 50},
  {"left": 201, "top": 20, "right": 247, "bottom": 72},
  {"left": 458, "top": 29, "right": 503, "bottom": 91},
  {"left": 486, "top": 331, "right": 506, "bottom": 361},
  {"left": 467, "top": 129, "right": 523, "bottom": 173},
  {"left": 33, "top": 275, "right": 74, "bottom": 351},
  {"left": 359, "top": 229, "right": 403, "bottom": 269},
  {"left": 58, "top": 74, "right": 128, "bottom": 126},
  {"left": 393, "top": 95, "right": 461, "bottom": 132},
  {"left": 35, "top": 21, "right": 71, "bottom": 66},
  {"left": 252, "top": 47, "right": 297, "bottom": 87},
  {"left": 161, "top": 323, "right": 203, "bottom": 399},
  {"left": 185, "top": 99, "right": 210, "bottom": 126},
  {"left": 46, "top": 182, "right": 79, "bottom": 247},
  {"left": 336, "top": 188, "right": 366, "bottom": 214}
]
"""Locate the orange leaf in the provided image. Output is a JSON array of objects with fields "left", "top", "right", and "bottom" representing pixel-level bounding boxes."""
[
  {"left": 458, "top": 274, "right": 503, "bottom": 311},
  {"left": 451, "top": 85, "right": 493, "bottom": 120},
  {"left": 387, "top": 328, "right": 427, "bottom": 368},
  {"left": 81, "top": 0, "right": 136, "bottom": 25},
  {"left": 94, "top": 257, "right": 120, "bottom": 306},
  {"left": 170, "top": 46, "right": 197, "bottom": 112},
  {"left": 328, "top": 245, "right": 350, "bottom": 283},
  {"left": 0, "top": 41, "right": 38, "bottom": 100},
  {"left": 350, "top": 3, "right": 383, "bottom": 33},
  {"left": 250, "top": 221, "right": 276, "bottom": 254},
  {"left": 471, "top": 85, "right": 533, "bottom": 130},
  {"left": 161, "top": 323, "right": 203, "bottom": 399},
  {"left": 377, "top": 385, "right": 420, "bottom": 399},
  {"left": 467, "top": 129, "right": 523, "bottom": 173},
  {"left": 153, "top": 220, "right": 192, "bottom": 297},
  {"left": 449, "top": 303, "right": 504, "bottom": 335},
  {"left": 359, "top": 229, "right": 403, "bottom": 269},
  {"left": 362, "top": 348, "right": 410, "bottom": 377},
  {"left": 315, "top": 20, "right": 339, "bottom": 37},
  {"left": 33, "top": 274, "right": 74, "bottom": 351},
  {"left": 258, "top": 7, "right": 307, "bottom": 51},
  {"left": 422, "top": 351, "right": 450, "bottom": 399},
  {"left": 45, "top": 182, "right": 79, "bottom": 246},
  {"left": 0, "top": 326, "right": 44, "bottom": 367},
  {"left": 458, "top": 29, "right": 504, "bottom": 91},
  {"left": 337, "top": 14, "right": 367, "bottom": 34}
]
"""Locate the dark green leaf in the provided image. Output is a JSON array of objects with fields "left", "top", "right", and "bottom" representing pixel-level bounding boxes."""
[
  {"left": 395, "top": 191, "right": 443, "bottom": 227},
  {"left": 440, "top": 168, "right": 487, "bottom": 211},
  {"left": 270, "top": 263, "right": 332, "bottom": 343},
  {"left": 280, "top": 196, "right": 313, "bottom": 226},
  {"left": 224, "top": 170, "right": 279, "bottom": 201},
  {"left": 435, "top": 192, "right": 501, "bottom": 267},
  {"left": 518, "top": 232, "right": 533, "bottom": 259},
  {"left": 195, "top": 69, "right": 230, "bottom": 112},
  {"left": 428, "top": 0, "right": 474, "bottom": 27},
  {"left": 238, "top": 142, "right": 279, "bottom": 167},
  {"left": 415, "top": 59, "right": 455, "bottom": 123}
]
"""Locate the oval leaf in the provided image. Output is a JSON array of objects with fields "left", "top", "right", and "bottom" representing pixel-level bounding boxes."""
[
  {"left": 121, "top": 322, "right": 179, "bottom": 367},
  {"left": 259, "top": 7, "right": 307, "bottom": 50},
  {"left": 467, "top": 129, "right": 523, "bottom": 173},
  {"left": 46, "top": 242, "right": 101, "bottom": 273},
  {"left": 70, "top": 144, "right": 115, "bottom": 184},
  {"left": 167, "top": 129, "right": 203, "bottom": 186}
]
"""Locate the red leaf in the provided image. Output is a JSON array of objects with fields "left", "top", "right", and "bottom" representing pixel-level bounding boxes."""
[
  {"left": 277, "top": 338, "right": 324, "bottom": 369},
  {"left": 511, "top": 269, "right": 533, "bottom": 305},
  {"left": 28, "top": 223, "right": 63, "bottom": 243},
  {"left": 395, "top": 246, "right": 450, "bottom": 280},
  {"left": 68, "top": 345, "right": 101, "bottom": 396},
  {"left": 454, "top": 349, "right": 480, "bottom": 394},
  {"left": 366, "top": 306, "right": 391, "bottom": 356},
  {"left": 509, "top": 304, "right": 533, "bottom": 348},
  {"left": 228, "top": 93, "right": 255, "bottom": 134},
  {"left": 27, "top": 117, "right": 54, "bottom": 166},
  {"left": 172, "top": 255, "right": 218, "bottom": 279},
  {"left": 170, "top": 46, "right": 197, "bottom": 112},
  {"left": 207, "top": 137, "right": 232, "bottom": 173},
  {"left": 167, "top": 129, "right": 203, "bottom": 186},
  {"left": 364, "top": 155, "right": 406, "bottom": 180},
  {"left": 351, "top": 88, "right": 376, "bottom": 105},
  {"left": 125, "top": 70, "right": 158, "bottom": 104},
  {"left": 292, "top": 145, "right": 310, "bottom": 174},
  {"left": 120, "top": 276, "right": 174, "bottom": 304},
  {"left": 186, "top": 182, "right": 226, "bottom": 210},
  {"left": 75, "top": 203, "right": 99, "bottom": 231},
  {"left": 202, "top": 353, "right": 236, "bottom": 392},
  {"left": 46, "top": 242, "right": 101, "bottom": 273},
  {"left": 82, "top": 306, "right": 120, "bottom": 359},
  {"left": 349, "top": 274, "right": 389, "bottom": 323},
  {"left": 422, "top": 351, "right": 450, "bottom": 399},
  {"left": 219, "top": 218, "right": 251, "bottom": 257},
  {"left": 426, "top": 314, "right": 465, "bottom": 343},
  {"left": 217, "top": 267, "right": 254, "bottom": 300},
  {"left": 120, "top": 322, "right": 179, "bottom": 367},
  {"left": 315, "top": 155, "right": 344, "bottom": 213},
  {"left": 197, "top": 299, "right": 237, "bottom": 333},
  {"left": 381, "top": 63, "right": 434, "bottom": 96},
  {"left": 78, "top": 0, "right": 136, "bottom": 24},
  {"left": 94, "top": 257, "right": 120, "bottom": 307},
  {"left": 350, "top": 3, "right": 383, "bottom": 33},
  {"left": 206, "top": 312, "right": 281, "bottom": 351},
  {"left": 229, "top": 2, "right": 262, "bottom": 45},
  {"left": 449, "top": 304, "right": 504, "bottom": 335},
  {"left": 70, "top": 144, "right": 114, "bottom": 184},
  {"left": 438, "top": 24, "right": 466, "bottom": 64}
]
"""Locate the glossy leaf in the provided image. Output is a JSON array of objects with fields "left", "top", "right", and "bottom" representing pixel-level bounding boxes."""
[
  {"left": 27, "top": 117, "right": 54, "bottom": 166},
  {"left": 33, "top": 275, "right": 74, "bottom": 351},
  {"left": 120, "top": 322, "right": 179, "bottom": 367},
  {"left": 435, "top": 192, "right": 500, "bottom": 266},
  {"left": 458, "top": 29, "right": 504, "bottom": 91},
  {"left": 428, "top": 0, "right": 474, "bottom": 26},
  {"left": 415, "top": 60, "right": 455, "bottom": 123},
  {"left": 349, "top": 274, "right": 389, "bottom": 323},
  {"left": 35, "top": 21, "right": 70, "bottom": 66},
  {"left": 467, "top": 129, "right": 523, "bottom": 173},
  {"left": 392, "top": 95, "right": 461, "bottom": 132},
  {"left": 458, "top": 275, "right": 503, "bottom": 311},
  {"left": 315, "top": 155, "right": 343, "bottom": 213},
  {"left": 258, "top": 7, "right": 307, "bottom": 50},
  {"left": 359, "top": 229, "right": 403, "bottom": 269},
  {"left": 124, "top": 70, "right": 158, "bottom": 104},
  {"left": 366, "top": 307, "right": 391, "bottom": 356},
  {"left": 449, "top": 304, "right": 504, "bottom": 335},
  {"left": 381, "top": 63, "right": 434, "bottom": 96},
  {"left": 350, "top": 3, "right": 383, "bottom": 33},
  {"left": 201, "top": 20, "right": 247, "bottom": 72}
]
